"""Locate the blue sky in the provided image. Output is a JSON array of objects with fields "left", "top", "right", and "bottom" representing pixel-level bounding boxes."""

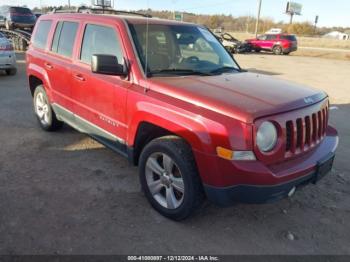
[{"left": 2, "top": 0, "right": 350, "bottom": 27}]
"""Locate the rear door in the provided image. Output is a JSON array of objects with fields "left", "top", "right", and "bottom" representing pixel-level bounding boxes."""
[
  {"left": 264, "top": 34, "right": 277, "bottom": 50},
  {"left": 46, "top": 20, "right": 79, "bottom": 117},
  {"left": 70, "top": 22, "right": 130, "bottom": 148}
]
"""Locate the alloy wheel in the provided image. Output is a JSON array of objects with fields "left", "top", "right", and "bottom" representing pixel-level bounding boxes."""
[{"left": 145, "top": 152, "right": 185, "bottom": 209}]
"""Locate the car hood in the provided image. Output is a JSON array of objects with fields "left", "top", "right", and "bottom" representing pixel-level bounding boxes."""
[{"left": 150, "top": 72, "right": 327, "bottom": 123}]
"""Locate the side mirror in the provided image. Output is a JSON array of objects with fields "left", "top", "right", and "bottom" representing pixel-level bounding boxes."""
[{"left": 91, "top": 54, "right": 127, "bottom": 76}]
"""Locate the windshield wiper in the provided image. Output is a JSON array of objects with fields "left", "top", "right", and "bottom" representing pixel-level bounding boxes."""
[
  {"left": 210, "top": 66, "right": 238, "bottom": 74},
  {"left": 149, "top": 68, "right": 212, "bottom": 77}
]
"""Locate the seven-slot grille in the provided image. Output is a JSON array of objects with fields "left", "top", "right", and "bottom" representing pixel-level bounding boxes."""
[{"left": 286, "top": 106, "right": 328, "bottom": 155}]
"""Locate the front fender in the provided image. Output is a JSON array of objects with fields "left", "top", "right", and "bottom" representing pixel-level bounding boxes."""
[{"left": 127, "top": 101, "right": 228, "bottom": 155}]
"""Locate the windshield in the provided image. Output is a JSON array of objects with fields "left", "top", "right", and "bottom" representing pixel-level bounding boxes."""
[{"left": 128, "top": 23, "right": 240, "bottom": 77}]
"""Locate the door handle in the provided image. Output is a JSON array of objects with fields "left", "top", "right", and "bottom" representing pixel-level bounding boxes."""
[
  {"left": 44, "top": 62, "right": 53, "bottom": 70},
  {"left": 74, "top": 74, "right": 85, "bottom": 82}
]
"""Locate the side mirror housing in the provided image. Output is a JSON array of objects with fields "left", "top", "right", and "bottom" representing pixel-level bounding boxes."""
[{"left": 91, "top": 54, "right": 127, "bottom": 76}]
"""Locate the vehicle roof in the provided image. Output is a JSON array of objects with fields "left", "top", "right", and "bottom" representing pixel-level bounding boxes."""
[{"left": 40, "top": 13, "right": 197, "bottom": 26}]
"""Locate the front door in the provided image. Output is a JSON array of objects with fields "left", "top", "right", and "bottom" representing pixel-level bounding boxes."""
[{"left": 70, "top": 23, "right": 130, "bottom": 151}]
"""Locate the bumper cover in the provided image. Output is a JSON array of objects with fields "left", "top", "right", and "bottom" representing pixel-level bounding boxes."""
[
  {"left": 201, "top": 126, "right": 338, "bottom": 206},
  {"left": 205, "top": 152, "right": 335, "bottom": 206}
]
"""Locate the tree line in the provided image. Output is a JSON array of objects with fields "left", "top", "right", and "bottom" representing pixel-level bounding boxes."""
[{"left": 32, "top": 6, "right": 349, "bottom": 37}]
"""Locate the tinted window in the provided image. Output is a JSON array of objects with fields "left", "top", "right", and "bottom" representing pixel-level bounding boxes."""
[
  {"left": 266, "top": 35, "right": 277, "bottom": 40},
  {"left": 258, "top": 35, "right": 267, "bottom": 40},
  {"left": 280, "top": 35, "right": 297, "bottom": 41},
  {"left": 32, "top": 20, "right": 52, "bottom": 49},
  {"left": 0, "top": 32, "right": 4, "bottom": 38},
  {"left": 51, "top": 21, "right": 78, "bottom": 58},
  {"left": 80, "top": 24, "right": 123, "bottom": 64}
]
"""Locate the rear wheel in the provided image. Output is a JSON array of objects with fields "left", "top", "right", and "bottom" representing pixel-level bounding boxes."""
[
  {"left": 139, "top": 136, "right": 204, "bottom": 220},
  {"left": 33, "top": 85, "right": 63, "bottom": 131},
  {"left": 273, "top": 45, "right": 283, "bottom": 55},
  {"left": 5, "top": 68, "right": 16, "bottom": 75}
]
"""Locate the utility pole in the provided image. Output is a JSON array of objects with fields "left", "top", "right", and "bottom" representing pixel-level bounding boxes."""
[
  {"left": 68, "top": 0, "right": 71, "bottom": 8},
  {"left": 289, "top": 13, "right": 294, "bottom": 24},
  {"left": 255, "top": 0, "right": 262, "bottom": 38}
]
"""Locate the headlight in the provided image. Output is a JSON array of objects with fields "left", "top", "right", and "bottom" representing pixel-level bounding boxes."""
[{"left": 256, "top": 121, "right": 278, "bottom": 152}]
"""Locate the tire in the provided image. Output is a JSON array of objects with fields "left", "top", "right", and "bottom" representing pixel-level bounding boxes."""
[
  {"left": 273, "top": 45, "right": 283, "bottom": 55},
  {"left": 5, "top": 68, "right": 16, "bottom": 76},
  {"left": 139, "top": 136, "right": 204, "bottom": 221},
  {"left": 33, "top": 85, "right": 63, "bottom": 131},
  {"left": 254, "top": 48, "right": 261, "bottom": 53},
  {"left": 283, "top": 52, "right": 290, "bottom": 55}
]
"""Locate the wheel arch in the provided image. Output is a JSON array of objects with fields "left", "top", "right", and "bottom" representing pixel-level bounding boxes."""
[
  {"left": 28, "top": 75, "right": 43, "bottom": 96},
  {"left": 27, "top": 64, "right": 52, "bottom": 99}
]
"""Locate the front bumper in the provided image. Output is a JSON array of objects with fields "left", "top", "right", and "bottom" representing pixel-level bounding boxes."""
[
  {"left": 10, "top": 22, "right": 35, "bottom": 29},
  {"left": 196, "top": 126, "right": 338, "bottom": 206},
  {"left": 205, "top": 152, "right": 335, "bottom": 206}
]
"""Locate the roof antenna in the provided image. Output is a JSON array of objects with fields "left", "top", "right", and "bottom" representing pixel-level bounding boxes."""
[{"left": 144, "top": 0, "right": 150, "bottom": 93}]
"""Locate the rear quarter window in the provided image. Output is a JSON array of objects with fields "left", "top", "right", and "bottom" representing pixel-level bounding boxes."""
[
  {"left": 280, "top": 35, "right": 297, "bottom": 41},
  {"left": 32, "top": 20, "right": 52, "bottom": 49}
]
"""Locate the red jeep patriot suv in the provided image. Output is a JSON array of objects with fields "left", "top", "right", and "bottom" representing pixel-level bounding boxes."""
[
  {"left": 246, "top": 34, "right": 298, "bottom": 55},
  {"left": 26, "top": 9, "right": 338, "bottom": 220}
]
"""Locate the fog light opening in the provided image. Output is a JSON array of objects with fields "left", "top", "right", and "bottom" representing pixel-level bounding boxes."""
[{"left": 288, "top": 187, "right": 296, "bottom": 198}]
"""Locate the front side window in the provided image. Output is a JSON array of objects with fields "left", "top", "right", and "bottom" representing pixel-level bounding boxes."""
[
  {"left": 128, "top": 23, "right": 240, "bottom": 77},
  {"left": 32, "top": 20, "right": 52, "bottom": 49},
  {"left": 51, "top": 21, "right": 78, "bottom": 58},
  {"left": 80, "top": 24, "right": 123, "bottom": 65}
]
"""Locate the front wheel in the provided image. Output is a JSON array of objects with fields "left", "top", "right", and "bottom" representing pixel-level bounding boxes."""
[
  {"left": 33, "top": 85, "right": 63, "bottom": 131},
  {"left": 139, "top": 136, "right": 204, "bottom": 220}
]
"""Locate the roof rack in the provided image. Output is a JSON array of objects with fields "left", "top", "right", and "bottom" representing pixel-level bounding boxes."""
[{"left": 51, "top": 6, "right": 152, "bottom": 18}]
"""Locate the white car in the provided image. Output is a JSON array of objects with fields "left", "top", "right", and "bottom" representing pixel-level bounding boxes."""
[{"left": 0, "top": 32, "right": 16, "bottom": 75}]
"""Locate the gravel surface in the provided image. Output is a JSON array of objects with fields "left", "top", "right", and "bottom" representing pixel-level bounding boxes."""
[{"left": 0, "top": 53, "right": 349, "bottom": 254}]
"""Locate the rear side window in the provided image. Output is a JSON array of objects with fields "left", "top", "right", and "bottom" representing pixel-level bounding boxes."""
[
  {"left": 266, "top": 35, "right": 277, "bottom": 40},
  {"left": 280, "top": 35, "right": 297, "bottom": 41},
  {"left": 80, "top": 24, "right": 123, "bottom": 64},
  {"left": 51, "top": 21, "right": 78, "bottom": 58},
  {"left": 32, "top": 20, "right": 52, "bottom": 49}
]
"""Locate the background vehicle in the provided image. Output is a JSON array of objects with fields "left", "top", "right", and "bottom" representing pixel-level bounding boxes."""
[
  {"left": 0, "top": 32, "right": 16, "bottom": 75},
  {"left": 265, "top": 28, "right": 282, "bottom": 34},
  {"left": 0, "top": 6, "right": 36, "bottom": 30},
  {"left": 219, "top": 33, "right": 252, "bottom": 54},
  {"left": 246, "top": 34, "right": 298, "bottom": 55}
]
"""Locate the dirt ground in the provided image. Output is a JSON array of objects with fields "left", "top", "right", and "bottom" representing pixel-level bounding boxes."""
[{"left": 0, "top": 53, "right": 349, "bottom": 255}]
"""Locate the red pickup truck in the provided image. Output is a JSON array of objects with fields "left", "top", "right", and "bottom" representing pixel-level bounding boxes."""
[
  {"left": 26, "top": 9, "right": 338, "bottom": 220},
  {"left": 246, "top": 34, "right": 298, "bottom": 55}
]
